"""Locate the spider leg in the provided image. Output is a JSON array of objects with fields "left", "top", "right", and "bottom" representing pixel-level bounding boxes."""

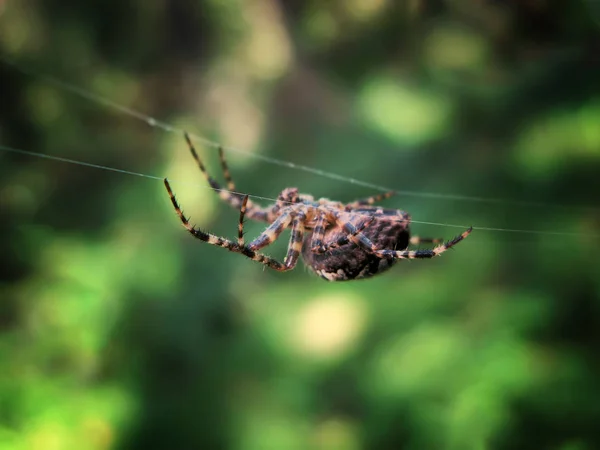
[
  {"left": 312, "top": 215, "right": 376, "bottom": 253},
  {"left": 217, "top": 145, "right": 236, "bottom": 192},
  {"left": 309, "top": 212, "right": 326, "bottom": 252},
  {"left": 345, "top": 190, "right": 396, "bottom": 208},
  {"left": 280, "top": 214, "right": 306, "bottom": 270},
  {"left": 333, "top": 212, "right": 472, "bottom": 259},
  {"left": 409, "top": 236, "right": 443, "bottom": 246},
  {"left": 375, "top": 228, "right": 473, "bottom": 259},
  {"left": 238, "top": 196, "right": 304, "bottom": 270},
  {"left": 333, "top": 215, "right": 383, "bottom": 253},
  {"left": 183, "top": 132, "right": 270, "bottom": 222},
  {"left": 246, "top": 209, "right": 294, "bottom": 251},
  {"left": 238, "top": 195, "right": 249, "bottom": 246},
  {"left": 165, "top": 178, "right": 290, "bottom": 271}
]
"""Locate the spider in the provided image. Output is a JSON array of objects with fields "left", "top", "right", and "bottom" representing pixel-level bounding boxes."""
[{"left": 164, "top": 133, "right": 472, "bottom": 281}]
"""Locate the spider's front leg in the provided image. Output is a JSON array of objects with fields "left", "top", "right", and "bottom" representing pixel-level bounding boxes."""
[
  {"left": 243, "top": 209, "right": 306, "bottom": 271},
  {"left": 309, "top": 212, "right": 327, "bottom": 252},
  {"left": 165, "top": 178, "right": 295, "bottom": 271},
  {"left": 280, "top": 214, "right": 305, "bottom": 270},
  {"left": 245, "top": 211, "right": 293, "bottom": 251}
]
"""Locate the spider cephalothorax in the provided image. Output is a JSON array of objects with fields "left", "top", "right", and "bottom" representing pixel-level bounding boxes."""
[{"left": 164, "top": 133, "right": 472, "bottom": 281}]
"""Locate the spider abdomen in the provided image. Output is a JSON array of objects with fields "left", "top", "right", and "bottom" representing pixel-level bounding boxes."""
[{"left": 302, "top": 211, "right": 410, "bottom": 281}]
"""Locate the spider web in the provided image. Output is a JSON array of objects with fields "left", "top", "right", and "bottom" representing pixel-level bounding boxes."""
[{"left": 0, "top": 55, "right": 598, "bottom": 239}]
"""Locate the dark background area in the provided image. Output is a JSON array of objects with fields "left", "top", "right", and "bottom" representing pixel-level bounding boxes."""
[{"left": 1, "top": 1, "right": 600, "bottom": 449}]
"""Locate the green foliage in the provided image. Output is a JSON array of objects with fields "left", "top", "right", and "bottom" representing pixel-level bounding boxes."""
[{"left": 1, "top": 1, "right": 599, "bottom": 449}]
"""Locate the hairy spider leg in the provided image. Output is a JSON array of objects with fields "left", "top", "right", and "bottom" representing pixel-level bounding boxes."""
[
  {"left": 409, "top": 236, "right": 443, "bottom": 246},
  {"left": 312, "top": 215, "right": 377, "bottom": 254},
  {"left": 267, "top": 188, "right": 300, "bottom": 222},
  {"left": 238, "top": 200, "right": 306, "bottom": 270},
  {"left": 332, "top": 213, "right": 383, "bottom": 251},
  {"left": 281, "top": 214, "right": 305, "bottom": 270},
  {"left": 238, "top": 195, "right": 249, "bottom": 245},
  {"left": 245, "top": 210, "right": 293, "bottom": 251},
  {"left": 216, "top": 146, "right": 236, "bottom": 192},
  {"left": 309, "top": 212, "right": 327, "bottom": 252},
  {"left": 165, "top": 178, "right": 295, "bottom": 271},
  {"left": 183, "top": 132, "right": 269, "bottom": 222},
  {"left": 334, "top": 213, "right": 472, "bottom": 259},
  {"left": 374, "top": 227, "right": 472, "bottom": 259},
  {"left": 345, "top": 190, "right": 396, "bottom": 208}
]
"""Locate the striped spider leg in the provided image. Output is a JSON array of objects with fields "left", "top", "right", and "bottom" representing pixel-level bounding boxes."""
[
  {"left": 345, "top": 190, "right": 396, "bottom": 208},
  {"left": 374, "top": 227, "right": 472, "bottom": 259},
  {"left": 344, "top": 192, "right": 443, "bottom": 249},
  {"left": 309, "top": 190, "right": 395, "bottom": 253},
  {"left": 164, "top": 179, "right": 305, "bottom": 271},
  {"left": 409, "top": 236, "right": 443, "bottom": 246},
  {"left": 333, "top": 210, "right": 473, "bottom": 260},
  {"left": 308, "top": 212, "right": 327, "bottom": 252},
  {"left": 167, "top": 132, "right": 473, "bottom": 280},
  {"left": 184, "top": 132, "right": 270, "bottom": 222},
  {"left": 310, "top": 213, "right": 377, "bottom": 254}
]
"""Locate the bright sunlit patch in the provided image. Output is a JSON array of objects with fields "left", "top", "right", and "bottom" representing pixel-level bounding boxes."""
[
  {"left": 344, "top": 0, "right": 388, "bottom": 22},
  {"left": 291, "top": 293, "right": 367, "bottom": 360},
  {"left": 19, "top": 386, "right": 134, "bottom": 450},
  {"left": 447, "top": 384, "right": 507, "bottom": 449},
  {"left": 242, "top": 0, "right": 292, "bottom": 81},
  {"left": 312, "top": 418, "right": 360, "bottom": 450},
  {"left": 369, "top": 322, "right": 467, "bottom": 398},
  {"left": 80, "top": 416, "right": 114, "bottom": 450},
  {"left": 204, "top": 74, "right": 265, "bottom": 157},
  {"left": 27, "top": 421, "right": 66, "bottom": 450},
  {"left": 0, "top": 1, "right": 43, "bottom": 53},
  {"left": 163, "top": 129, "right": 220, "bottom": 220},
  {"left": 201, "top": 0, "right": 292, "bottom": 154},
  {"left": 234, "top": 410, "right": 311, "bottom": 450},
  {"left": 514, "top": 100, "right": 600, "bottom": 177},
  {"left": 358, "top": 76, "right": 452, "bottom": 146}
]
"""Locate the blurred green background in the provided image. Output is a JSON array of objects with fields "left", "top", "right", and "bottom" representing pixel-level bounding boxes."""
[{"left": 1, "top": 1, "right": 600, "bottom": 449}]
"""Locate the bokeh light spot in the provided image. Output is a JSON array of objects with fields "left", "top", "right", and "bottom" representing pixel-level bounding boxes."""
[
  {"left": 358, "top": 77, "right": 452, "bottom": 146},
  {"left": 292, "top": 293, "right": 367, "bottom": 360}
]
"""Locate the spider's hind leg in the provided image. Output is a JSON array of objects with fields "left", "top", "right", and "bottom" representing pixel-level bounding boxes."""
[
  {"left": 377, "top": 228, "right": 473, "bottom": 259},
  {"left": 332, "top": 212, "right": 472, "bottom": 260},
  {"left": 409, "top": 236, "right": 443, "bottom": 246},
  {"left": 346, "top": 190, "right": 395, "bottom": 208}
]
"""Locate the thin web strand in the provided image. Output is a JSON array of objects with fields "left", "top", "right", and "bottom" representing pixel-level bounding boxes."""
[
  {"left": 1, "top": 144, "right": 597, "bottom": 238},
  {"left": 1, "top": 55, "right": 598, "bottom": 214},
  {"left": 0, "top": 144, "right": 274, "bottom": 203}
]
